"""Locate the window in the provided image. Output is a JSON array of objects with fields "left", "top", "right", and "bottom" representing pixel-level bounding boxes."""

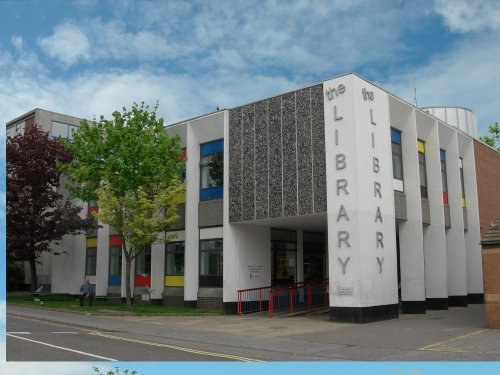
[
  {"left": 165, "top": 241, "right": 185, "bottom": 276},
  {"left": 441, "top": 149, "right": 448, "bottom": 204},
  {"left": 108, "top": 235, "right": 123, "bottom": 285},
  {"left": 85, "top": 238, "right": 97, "bottom": 276},
  {"left": 391, "top": 128, "right": 404, "bottom": 191},
  {"left": 199, "top": 239, "right": 223, "bottom": 287},
  {"left": 200, "top": 140, "right": 223, "bottom": 201},
  {"left": 418, "top": 140, "right": 428, "bottom": 198},
  {"left": 109, "top": 246, "right": 122, "bottom": 277},
  {"left": 179, "top": 148, "right": 187, "bottom": 184},
  {"left": 7, "top": 122, "right": 25, "bottom": 138},
  {"left": 135, "top": 245, "right": 151, "bottom": 276},
  {"left": 271, "top": 229, "right": 297, "bottom": 286},
  {"left": 459, "top": 157, "right": 466, "bottom": 207},
  {"left": 303, "top": 232, "right": 326, "bottom": 283},
  {"left": 51, "top": 121, "right": 78, "bottom": 140}
]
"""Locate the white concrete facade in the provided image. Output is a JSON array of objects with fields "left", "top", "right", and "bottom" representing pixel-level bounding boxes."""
[{"left": 8, "top": 74, "right": 485, "bottom": 322}]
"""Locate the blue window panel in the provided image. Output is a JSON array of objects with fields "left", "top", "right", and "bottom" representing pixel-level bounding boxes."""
[
  {"left": 440, "top": 149, "right": 446, "bottom": 161},
  {"left": 200, "top": 186, "right": 223, "bottom": 201},
  {"left": 391, "top": 128, "right": 402, "bottom": 143},
  {"left": 108, "top": 275, "right": 121, "bottom": 286},
  {"left": 200, "top": 139, "right": 224, "bottom": 156}
]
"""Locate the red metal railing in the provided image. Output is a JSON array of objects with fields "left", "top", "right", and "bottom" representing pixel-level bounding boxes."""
[
  {"left": 237, "top": 280, "right": 329, "bottom": 316},
  {"left": 268, "top": 281, "right": 329, "bottom": 317},
  {"left": 237, "top": 286, "right": 272, "bottom": 315}
]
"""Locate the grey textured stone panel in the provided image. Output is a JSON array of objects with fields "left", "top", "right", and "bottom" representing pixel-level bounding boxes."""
[
  {"left": 229, "top": 108, "right": 242, "bottom": 222},
  {"left": 311, "top": 84, "right": 327, "bottom": 213},
  {"left": 242, "top": 104, "right": 255, "bottom": 221},
  {"left": 444, "top": 204, "right": 451, "bottom": 228},
  {"left": 394, "top": 191, "right": 407, "bottom": 221},
  {"left": 282, "top": 92, "right": 297, "bottom": 217},
  {"left": 198, "top": 199, "right": 223, "bottom": 228},
  {"left": 170, "top": 204, "right": 185, "bottom": 230},
  {"left": 255, "top": 100, "right": 269, "bottom": 220},
  {"left": 296, "top": 88, "right": 313, "bottom": 215},
  {"left": 463, "top": 208, "right": 468, "bottom": 231},
  {"left": 421, "top": 198, "right": 431, "bottom": 225},
  {"left": 268, "top": 96, "right": 283, "bottom": 218}
]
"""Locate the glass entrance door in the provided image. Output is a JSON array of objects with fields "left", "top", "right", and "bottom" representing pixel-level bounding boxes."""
[
  {"left": 303, "top": 232, "right": 326, "bottom": 283},
  {"left": 271, "top": 229, "right": 297, "bottom": 286}
]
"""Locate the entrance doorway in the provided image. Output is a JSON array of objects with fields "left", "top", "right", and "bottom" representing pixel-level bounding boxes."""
[
  {"left": 271, "top": 229, "right": 297, "bottom": 286},
  {"left": 303, "top": 232, "right": 326, "bottom": 283}
]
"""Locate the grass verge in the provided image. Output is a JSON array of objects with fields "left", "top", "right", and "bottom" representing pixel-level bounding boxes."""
[{"left": 7, "top": 294, "right": 223, "bottom": 315}]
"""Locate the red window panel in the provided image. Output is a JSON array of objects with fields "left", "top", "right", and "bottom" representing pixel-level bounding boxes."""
[
  {"left": 109, "top": 235, "right": 123, "bottom": 246},
  {"left": 135, "top": 275, "right": 151, "bottom": 287},
  {"left": 176, "top": 148, "right": 187, "bottom": 161},
  {"left": 88, "top": 207, "right": 99, "bottom": 215},
  {"left": 443, "top": 192, "right": 449, "bottom": 204}
]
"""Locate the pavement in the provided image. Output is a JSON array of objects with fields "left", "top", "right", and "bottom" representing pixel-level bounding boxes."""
[{"left": 6, "top": 303, "right": 500, "bottom": 361}]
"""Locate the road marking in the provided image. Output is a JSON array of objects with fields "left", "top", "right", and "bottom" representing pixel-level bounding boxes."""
[
  {"left": 8, "top": 314, "right": 262, "bottom": 361},
  {"left": 419, "top": 329, "right": 488, "bottom": 352},
  {"left": 51, "top": 332, "right": 79, "bottom": 334},
  {"left": 7, "top": 332, "right": 31, "bottom": 335},
  {"left": 91, "top": 331, "right": 262, "bottom": 362},
  {"left": 7, "top": 334, "right": 118, "bottom": 361}
]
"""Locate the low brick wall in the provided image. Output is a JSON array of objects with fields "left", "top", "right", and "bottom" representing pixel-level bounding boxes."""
[
  {"left": 481, "top": 217, "right": 500, "bottom": 329},
  {"left": 197, "top": 287, "right": 223, "bottom": 311},
  {"left": 197, "top": 296, "right": 223, "bottom": 311},
  {"left": 483, "top": 247, "right": 500, "bottom": 328}
]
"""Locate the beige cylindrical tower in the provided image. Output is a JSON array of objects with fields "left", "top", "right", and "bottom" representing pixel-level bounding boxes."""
[{"left": 422, "top": 107, "right": 477, "bottom": 139}]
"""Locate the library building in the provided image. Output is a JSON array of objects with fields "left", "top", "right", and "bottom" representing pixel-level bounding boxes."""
[{"left": 7, "top": 73, "right": 500, "bottom": 323}]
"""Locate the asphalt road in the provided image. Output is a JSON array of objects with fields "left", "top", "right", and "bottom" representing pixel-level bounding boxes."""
[
  {"left": 7, "top": 315, "right": 253, "bottom": 361},
  {"left": 6, "top": 304, "right": 500, "bottom": 361}
]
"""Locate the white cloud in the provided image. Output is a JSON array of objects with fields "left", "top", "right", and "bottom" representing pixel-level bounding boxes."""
[
  {"left": 33, "top": 0, "right": 426, "bottom": 77},
  {"left": 38, "top": 23, "right": 91, "bottom": 67},
  {"left": 434, "top": 0, "right": 500, "bottom": 33},
  {"left": 11, "top": 36, "right": 22, "bottom": 51},
  {"left": 383, "top": 33, "right": 500, "bottom": 136}
]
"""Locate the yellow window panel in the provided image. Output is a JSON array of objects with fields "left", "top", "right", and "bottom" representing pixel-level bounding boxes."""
[
  {"left": 168, "top": 182, "right": 186, "bottom": 205},
  {"left": 165, "top": 275, "right": 184, "bottom": 287},
  {"left": 86, "top": 237, "right": 98, "bottom": 247},
  {"left": 417, "top": 140, "right": 425, "bottom": 153},
  {"left": 170, "top": 191, "right": 186, "bottom": 205}
]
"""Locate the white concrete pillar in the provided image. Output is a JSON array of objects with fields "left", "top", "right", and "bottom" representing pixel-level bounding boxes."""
[
  {"left": 95, "top": 222, "right": 110, "bottom": 297},
  {"left": 398, "top": 108, "right": 426, "bottom": 312},
  {"left": 444, "top": 132, "right": 468, "bottom": 306},
  {"left": 325, "top": 74, "right": 398, "bottom": 323},
  {"left": 150, "top": 242, "right": 165, "bottom": 300},
  {"left": 184, "top": 122, "right": 200, "bottom": 306},
  {"left": 418, "top": 115, "right": 448, "bottom": 309},
  {"left": 460, "top": 135, "right": 483, "bottom": 301}
]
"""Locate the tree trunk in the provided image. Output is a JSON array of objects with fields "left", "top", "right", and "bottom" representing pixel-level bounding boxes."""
[
  {"left": 29, "top": 256, "right": 38, "bottom": 293},
  {"left": 125, "top": 256, "right": 132, "bottom": 310}
]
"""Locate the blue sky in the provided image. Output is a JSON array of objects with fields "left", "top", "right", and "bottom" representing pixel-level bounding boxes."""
[
  {"left": 1, "top": 0, "right": 500, "bottom": 373},
  {"left": 0, "top": 0, "right": 499, "bottom": 135}
]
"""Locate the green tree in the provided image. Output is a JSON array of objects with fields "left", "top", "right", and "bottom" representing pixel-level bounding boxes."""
[
  {"left": 479, "top": 122, "right": 500, "bottom": 151},
  {"left": 60, "top": 103, "right": 184, "bottom": 309}
]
